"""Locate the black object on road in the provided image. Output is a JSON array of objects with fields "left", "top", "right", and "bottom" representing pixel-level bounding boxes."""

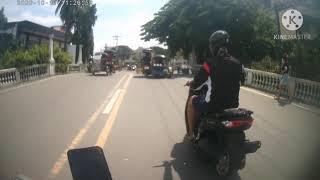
[{"left": 67, "top": 146, "right": 113, "bottom": 180}]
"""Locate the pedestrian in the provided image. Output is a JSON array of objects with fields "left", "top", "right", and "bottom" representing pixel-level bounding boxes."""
[{"left": 275, "top": 53, "right": 290, "bottom": 101}]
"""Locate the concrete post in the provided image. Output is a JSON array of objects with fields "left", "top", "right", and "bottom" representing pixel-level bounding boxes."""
[
  {"left": 15, "top": 69, "right": 20, "bottom": 82},
  {"left": 288, "top": 77, "right": 296, "bottom": 99},
  {"left": 246, "top": 70, "right": 253, "bottom": 86},
  {"left": 77, "top": 44, "right": 83, "bottom": 65},
  {"left": 49, "top": 34, "right": 55, "bottom": 75}
]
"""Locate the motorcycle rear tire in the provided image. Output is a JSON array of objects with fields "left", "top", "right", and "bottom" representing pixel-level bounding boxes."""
[
  {"left": 184, "top": 96, "right": 191, "bottom": 135},
  {"left": 215, "top": 152, "right": 237, "bottom": 177}
]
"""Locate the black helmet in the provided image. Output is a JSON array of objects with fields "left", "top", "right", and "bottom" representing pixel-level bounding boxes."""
[{"left": 209, "top": 30, "right": 230, "bottom": 56}]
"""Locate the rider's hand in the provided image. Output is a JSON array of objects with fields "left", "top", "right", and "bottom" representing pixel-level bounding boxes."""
[{"left": 185, "top": 80, "right": 192, "bottom": 86}]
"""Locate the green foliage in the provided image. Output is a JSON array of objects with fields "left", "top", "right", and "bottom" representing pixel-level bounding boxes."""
[
  {"left": 251, "top": 56, "right": 279, "bottom": 73},
  {"left": 56, "top": 1, "right": 97, "bottom": 63},
  {"left": 141, "top": 0, "right": 277, "bottom": 63},
  {"left": 289, "top": 40, "right": 320, "bottom": 81},
  {"left": 0, "top": 7, "right": 7, "bottom": 29},
  {"left": 116, "top": 45, "right": 133, "bottom": 60},
  {"left": 0, "top": 45, "right": 49, "bottom": 69},
  {"left": 151, "top": 46, "right": 168, "bottom": 56},
  {"left": 0, "top": 34, "right": 19, "bottom": 60},
  {"left": 141, "top": 0, "right": 320, "bottom": 81},
  {"left": 54, "top": 48, "right": 72, "bottom": 73}
]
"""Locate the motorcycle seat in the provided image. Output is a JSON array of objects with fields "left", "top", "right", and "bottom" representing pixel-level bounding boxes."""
[{"left": 206, "top": 108, "right": 253, "bottom": 120}]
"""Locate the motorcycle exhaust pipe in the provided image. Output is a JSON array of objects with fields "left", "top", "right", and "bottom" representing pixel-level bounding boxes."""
[{"left": 244, "top": 141, "right": 261, "bottom": 154}]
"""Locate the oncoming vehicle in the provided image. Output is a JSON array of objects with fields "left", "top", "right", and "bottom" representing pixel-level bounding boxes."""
[{"left": 90, "top": 52, "right": 113, "bottom": 76}]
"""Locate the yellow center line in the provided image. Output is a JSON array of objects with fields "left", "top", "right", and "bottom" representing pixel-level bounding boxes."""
[
  {"left": 47, "top": 73, "right": 129, "bottom": 179},
  {"left": 95, "top": 73, "right": 133, "bottom": 148}
]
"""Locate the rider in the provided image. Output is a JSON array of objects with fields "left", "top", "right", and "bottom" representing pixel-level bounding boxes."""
[
  {"left": 186, "top": 30, "right": 245, "bottom": 139},
  {"left": 106, "top": 53, "right": 114, "bottom": 72}
]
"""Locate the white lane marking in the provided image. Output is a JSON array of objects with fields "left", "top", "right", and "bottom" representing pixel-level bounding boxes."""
[
  {"left": 95, "top": 74, "right": 133, "bottom": 148},
  {"left": 103, "top": 89, "right": 122, "bottom": 114},
  {"left": 107, "top": 74, "right": 128, "bottom": 99},
  {"left": 47, "top": 73, "right": 129, "bottom": 179},
  {"left": 241, "top": 86, "right": 319, "bottom": 115}
]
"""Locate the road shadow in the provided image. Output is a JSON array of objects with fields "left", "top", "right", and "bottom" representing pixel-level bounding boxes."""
[
  {"left": 133, "top": 74, "right": 193, "bottom": 80},
  {"left": 153, "top": 136, "right": 241, "bottom": 180},
  {"left": 133, "top": 75, "right": 171, "bottom": 80},
  {"left": 86, "top": 73, "right": 113, "bottom": 77}
]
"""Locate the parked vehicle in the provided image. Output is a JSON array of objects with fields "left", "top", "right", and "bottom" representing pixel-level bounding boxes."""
[{"left": 185, "top": 84, "right": 261, "bottom": 177}]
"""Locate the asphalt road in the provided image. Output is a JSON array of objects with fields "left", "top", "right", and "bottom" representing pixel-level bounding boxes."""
[{"left": 0, "top": 71, "right": 319, "bottom": 180}]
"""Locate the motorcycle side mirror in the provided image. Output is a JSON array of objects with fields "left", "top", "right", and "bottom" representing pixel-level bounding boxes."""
[{"left": 67, "top": 146, "right": 113, "bottom": 180}]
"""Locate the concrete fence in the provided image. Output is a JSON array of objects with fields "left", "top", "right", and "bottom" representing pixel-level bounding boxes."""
[
  {"left": 191, "top": 65, "right": 320, "bottom": 106},
  {"left": 0, "top": 64, "right": 50, "bottom": 88},
  {"left": 245, "top": 68, "right": 320, "bottom": 106}
]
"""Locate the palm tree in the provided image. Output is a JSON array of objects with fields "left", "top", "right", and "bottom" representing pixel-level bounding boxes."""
[
  {"left": 55, "top": 1, "right": 97, "bottom": 62},
  {"left": 55, "top": 1, "right": 79, "bottom": 51}
]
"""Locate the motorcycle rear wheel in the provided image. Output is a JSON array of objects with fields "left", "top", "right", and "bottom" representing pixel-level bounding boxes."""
[{"left": 215, "top": 152, "right": 236, "bottom": 177}]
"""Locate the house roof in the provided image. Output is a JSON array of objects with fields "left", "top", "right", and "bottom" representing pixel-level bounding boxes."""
[{"left": 6, "top": 20, "right": 65, "bottom": 41}]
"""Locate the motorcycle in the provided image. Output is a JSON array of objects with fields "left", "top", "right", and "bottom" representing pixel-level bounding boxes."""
[{"left": 185, "top": 82, "right": 261, "bottom": 176}]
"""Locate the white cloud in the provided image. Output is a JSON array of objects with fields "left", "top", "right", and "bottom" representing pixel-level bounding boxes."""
[{"left": 10, "top": 11, "right": 62, "bottom": 27}]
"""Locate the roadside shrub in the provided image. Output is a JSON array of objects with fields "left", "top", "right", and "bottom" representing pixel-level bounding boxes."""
[
  {"left": 54, "top": 48, "right": 71, "bottom": 73},
  {"left": 251, "top": 56, "right": 279, "bottom": 74},
  {"left": 0, "top": 45, "right": 49, "bottom": 69},
  {"left": 29, "top": 45, "right": 49, "bottom": 64}
]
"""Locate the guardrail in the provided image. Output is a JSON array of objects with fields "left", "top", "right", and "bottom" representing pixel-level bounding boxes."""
[
  {"left": 0, "top": 64, "right": 49, "bottom": 88},
  {"left": 0, "top": 68, "right": 20, "bottom": 87},
  {"left": 244, "top": 68, "right": 320, "bottom": 106},
  {"left": 191, "top": 65, "right": 320, "bottom": 106},
  {"left": 20, "top": 64, "right": 50, "bottom": 81}
]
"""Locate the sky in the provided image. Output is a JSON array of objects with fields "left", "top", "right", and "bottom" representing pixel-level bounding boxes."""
[{"left": 0, "top": 0, "right": 168, "bottom": 51}]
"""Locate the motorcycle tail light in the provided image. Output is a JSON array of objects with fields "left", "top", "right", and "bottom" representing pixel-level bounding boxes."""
[{"left": 222, "top": 118, "right": 253, "bottom": 129}]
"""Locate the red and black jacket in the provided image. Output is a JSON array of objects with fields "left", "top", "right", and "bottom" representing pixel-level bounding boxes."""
[{"left": 192, "top": 56, "right": 243, "bottom": 112}]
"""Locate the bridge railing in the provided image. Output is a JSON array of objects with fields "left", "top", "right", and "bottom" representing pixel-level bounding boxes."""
[
  {"left": 0, "top": 68, "right": 20, "bottom": 87},
  {"left": 191, "top": 65, "right": 320, "bottom": 106},
  {"left": 245, "top": 68, "right": 320, "bottom": 106},
  {"left": 0, "top": 64, "right": 49, "bottom": 88},
  {"left": 19, "top": 64, "right": 50, "bottom": 81}
]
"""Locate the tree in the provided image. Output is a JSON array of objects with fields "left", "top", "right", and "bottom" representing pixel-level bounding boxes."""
[
  {"left": 72, "top": 5, "right": 97, "bottom": 63},
  {"left": 150, "top": 46, "right": 168, "bottom": 56},
  {"left": 0, "top": 7, "right": 7, "bottom": 29},
  {"left": 141, "top": 0, "right": 277, "bottom": 64},
  {"left": 55, "top": 2, "right": 78, "bottom": 51},
  {"left": 55, "top": 1, "right": 97, "bottom": 63},
  {"left": 0, "top": 7, "right": 19, "bottom": 67},
  {"left": 116, "top": 45, "right": 133, "bottom": 60}
]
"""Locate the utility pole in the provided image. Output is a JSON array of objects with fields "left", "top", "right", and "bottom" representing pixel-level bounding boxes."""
[
  {"left": 113, "top": 35, "right": 120, "bottom": 47},
  {"left": 113, "top": 35, "right": 121, "bottom": 68}
]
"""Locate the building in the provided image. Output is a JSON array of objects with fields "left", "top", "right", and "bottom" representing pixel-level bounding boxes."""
[
  {"left": 51, "top": 25, "right": 66, "bottom": 33},
  {"left": 0, "top": 20, "right": 66, "bottom": 49}
]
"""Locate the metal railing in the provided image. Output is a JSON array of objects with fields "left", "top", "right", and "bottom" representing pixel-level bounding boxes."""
[{"left": 0, "top": 64, "right": 49, "bottom": 88}]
